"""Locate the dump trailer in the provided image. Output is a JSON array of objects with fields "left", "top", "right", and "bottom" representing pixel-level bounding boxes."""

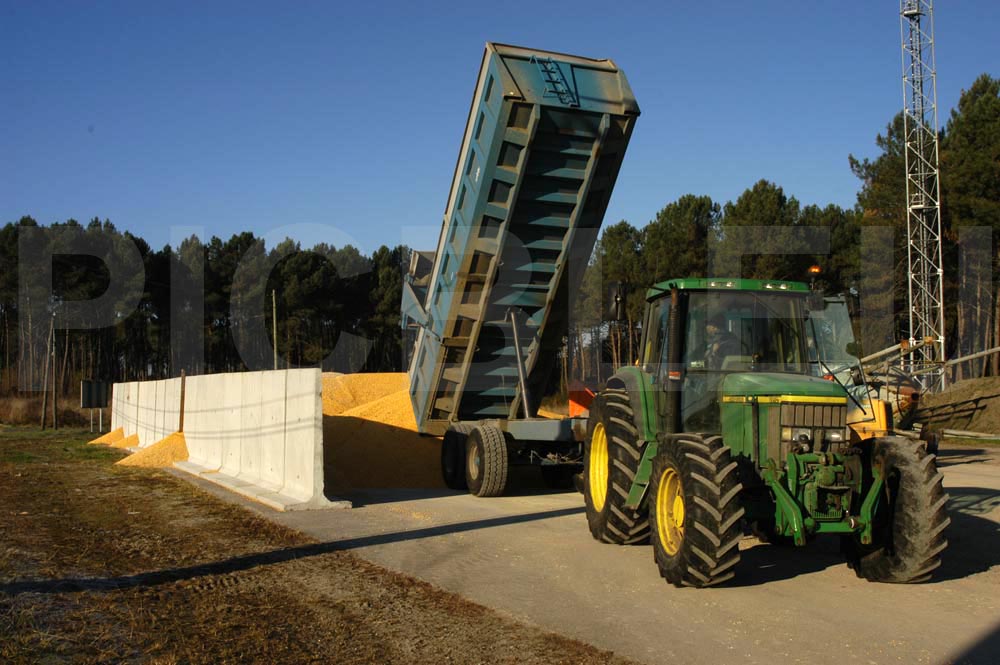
[{"left": 402, "top": 43, "right": 639, "bottom": 496}]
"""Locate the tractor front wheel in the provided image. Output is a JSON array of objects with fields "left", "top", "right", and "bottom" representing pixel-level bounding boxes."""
[
  {"left": 649, "top": 433, "right": 745, "bottom": 588},
  {"left": 845, "top": 436, "right": 950, "bottom": 583},
  {"left": 583, "top": 389, "right": 649, "bottom": 545}
]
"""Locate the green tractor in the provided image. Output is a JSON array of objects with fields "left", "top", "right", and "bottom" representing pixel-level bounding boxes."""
[{"left": 584, "top": 278, "right": 950, "bottom": 587}]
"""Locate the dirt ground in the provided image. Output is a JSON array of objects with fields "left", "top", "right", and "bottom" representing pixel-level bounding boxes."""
[
  {"left": 916, "top": 376, "right": 1000, "bottom": 434},
  {"left": 0, "top": 426, "right": 633, "bottom": 664}
]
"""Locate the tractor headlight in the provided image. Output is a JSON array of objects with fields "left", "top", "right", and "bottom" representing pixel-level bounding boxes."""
[{"left": 782, "top": 427, "right": 813, "bottom": 444}]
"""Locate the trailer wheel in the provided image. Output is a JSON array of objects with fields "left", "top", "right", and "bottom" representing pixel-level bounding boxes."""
[
  {"left": 465, "top": 425, "right": 509, "bottom": 497},
  {"left": 845, "top": 436, "right": 950, "bottom": 583},
  {"left": 442, "top": 424, "right": 474, "bottom": 490},
  {"left": 649, "top": 433, "right": 745, "bottom": 588},
  {"left": 583, "top": 389, "right": 649, "bottom": 545}
]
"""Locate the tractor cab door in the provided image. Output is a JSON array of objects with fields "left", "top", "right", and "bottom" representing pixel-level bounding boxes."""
[
  {"left": 640, "top": 295, "right": 674, "bottom": 423},
  {"left": 640, "top": 295, "right": 671, "bottom": 374}
]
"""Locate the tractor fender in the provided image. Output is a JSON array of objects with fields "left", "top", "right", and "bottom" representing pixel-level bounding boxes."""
[{"left": 605, "top": 366, "right": 657, "bottom": 443}]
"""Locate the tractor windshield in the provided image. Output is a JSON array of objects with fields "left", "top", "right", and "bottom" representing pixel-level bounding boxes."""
[
  {"left": 684, "top": 290, "right": 808, "bottom": 374},
  {"left": 680, "top": 290, "right": 809, "bottom": 431}
]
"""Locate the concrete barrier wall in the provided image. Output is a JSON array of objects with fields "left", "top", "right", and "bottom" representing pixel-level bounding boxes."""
[
  {"left": 136, "top": 381, "right": 157, "bottom": 447},
  {"left": 111, "top": 379, "right": 181, "bottom": 447},
  {"left": 111, "top": 381, "right": 141, "bottom": 437},
  {"left": 174, "top": 368, "right": 333, "bottom": 511},
  {"left": 110, "top": 369, "right": 336, "bottom": 510},
  {"left": 281, "top": 369, "right": 325, "bottom": 504}
]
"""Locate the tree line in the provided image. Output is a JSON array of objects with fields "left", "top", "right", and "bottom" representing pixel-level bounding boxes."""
[
  {"left": 0, "top": 222, "right": 408, "bottom": 397},
  {"left": 568, "top": 74, "right": 1000, "bottom": 382},
  {"left": 1, "top": 74, "right": 997, "bottom": 399}
]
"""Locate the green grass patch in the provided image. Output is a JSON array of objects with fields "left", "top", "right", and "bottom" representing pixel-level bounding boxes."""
[
  {"left": 0, "top": 450, "right": 40, "bottom": 464},
  {"left": 0, "top": 428, "right": 119, "bottom": 465},
  {"left": 62, "top": 443, "right": 120, "bottom": 462},
  {"left": 0, "top": 426, "right": 93, "bottom": 442}
]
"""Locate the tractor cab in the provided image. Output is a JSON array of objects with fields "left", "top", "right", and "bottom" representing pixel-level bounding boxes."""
[{"left": 638, "top": 278, "right": 841, "bottom": 436}]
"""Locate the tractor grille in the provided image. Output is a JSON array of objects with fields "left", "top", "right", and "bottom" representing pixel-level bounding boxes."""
[
  {"left": 765, "top": 402, "right": 849, "bottom": 462},
  {"left": 779, "top": 404, "right": 847, "bottom": 429}
]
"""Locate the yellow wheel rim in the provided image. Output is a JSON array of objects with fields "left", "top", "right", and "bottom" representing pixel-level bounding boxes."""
[
  {"left": 656, "top": 467, "right": 685, "bottom": 555},
  {"left": 589, "top": 422, "right": 609, "bottom": 512}
]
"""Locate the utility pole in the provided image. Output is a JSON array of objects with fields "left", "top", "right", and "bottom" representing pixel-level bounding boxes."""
[
  {"left": 51, "top": 335, "right": 58, "bottom": 430},
  {"left": 39, "top": 317, "right": 53, "bottom": 429},
  {"left": 900, "top": 0, "right": 946, "bottom": 390},
  {"left": 272, "top": 289, "right": 278, "bottom": 371}
]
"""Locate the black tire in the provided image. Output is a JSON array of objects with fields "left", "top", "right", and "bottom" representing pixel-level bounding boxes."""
[
  {"left": 649, "top": 433, "right": 745, "bottom": 588},
  {"left": 583, "top": 389, "right": 649, "bottom": 545},
  {"left": 920, "top": 429, "right": 941, "bottom": 456},
  {"left": 441, "top": 424, "right": 473, "bottom": 490},
  {"left": 541, "top": 465, "right": 577, "bottom": 490},
  {"left": 465, "top": 425, "right": 509, "bottom": 497},
  {"left": 845, "top": 436, "right": 950, "bottom": 583}
]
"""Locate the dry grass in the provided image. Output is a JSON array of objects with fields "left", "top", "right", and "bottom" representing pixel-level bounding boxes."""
[
  {"left": 0, "top": 396, "right": 91, "bottom": 426},
  {"left": 0, "top": 427, "right": 636, "bottom": 665}
]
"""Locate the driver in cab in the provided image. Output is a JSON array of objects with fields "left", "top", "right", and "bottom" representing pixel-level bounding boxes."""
[{"left": 705, "top": 314, "right": 740, "bottom": 371}]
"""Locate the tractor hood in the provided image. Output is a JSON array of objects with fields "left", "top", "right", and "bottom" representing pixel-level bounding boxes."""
[{"left": 720, "top": 372, "right": 847, "bottom": 401}]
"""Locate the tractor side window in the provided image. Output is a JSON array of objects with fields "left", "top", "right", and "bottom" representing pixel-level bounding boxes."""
[{"left": 807, "top": 297, "right": 862, "bottom": 380}]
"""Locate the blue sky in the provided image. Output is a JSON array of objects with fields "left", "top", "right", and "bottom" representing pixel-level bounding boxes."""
[{"left": 2, "top": 1, "right": 997, "bottom": 255}]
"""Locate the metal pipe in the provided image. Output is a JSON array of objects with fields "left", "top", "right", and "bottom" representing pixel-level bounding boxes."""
[
  {"left": 944, "top": 346, "right": 1000, "bottom": 367},
  {"left": 941, "top": 428, "right": 999, "bottom": 440},
  {"left": 861, "top": 339, "right": 933, "bottom": 366},
  {"left": 508, "top": 309, "right": 533, "bottom": 420},
  {"left": 861, "top": 343, "right": 903, "bottom": 364}
]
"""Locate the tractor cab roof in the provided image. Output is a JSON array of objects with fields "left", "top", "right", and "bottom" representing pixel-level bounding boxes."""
[{"left": 646, "top": 277, "right": 811, "bottom": 300}]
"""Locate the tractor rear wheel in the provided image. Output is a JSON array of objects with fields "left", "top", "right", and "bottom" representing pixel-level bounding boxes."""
[
  {"left": 441, "top": 424, "right": 473, "bottom": 490},
  {"left": 649, "top": 433, "right": 745, "bottom": 588},
  {"left": 583, "top": 389, "right": 649, "bottom": 545},
  {"left": 845, "top": 436, "right": 950, "bottom": 583},
  {"left": 465, "top": 425, "right": 509, "bottom": 497}
]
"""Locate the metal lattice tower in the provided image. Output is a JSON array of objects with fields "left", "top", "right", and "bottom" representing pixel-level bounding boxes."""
[{"left": 900, "top": 0, "right": 946, "bottom": 390}]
